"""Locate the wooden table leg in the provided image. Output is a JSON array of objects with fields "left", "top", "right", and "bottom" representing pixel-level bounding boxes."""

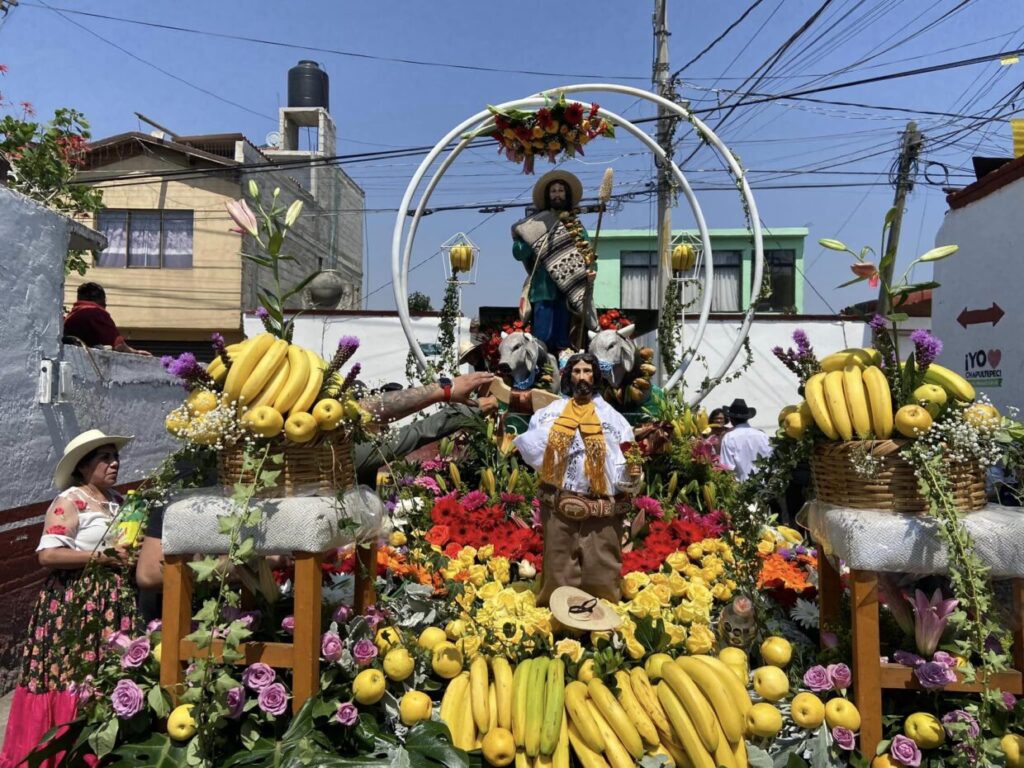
[
  {"left": 850, "top": 569, "right": 882, "bottom": 757},
  {"left": 818, "top": 551, "right": 842, "bottom": 645},
  {"left": 161, "top": 555, "right": 193, "bottom": 702},
  {"left": 354, "top": 543, "right": 378, "bottom": 615},
  {"left": 291, "top": 552, "right": 322, "bottom": 713}
]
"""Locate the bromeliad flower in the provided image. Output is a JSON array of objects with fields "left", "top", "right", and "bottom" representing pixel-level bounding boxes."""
[{"left": 907, "top": 588, "right": 958, "bottom": 657}]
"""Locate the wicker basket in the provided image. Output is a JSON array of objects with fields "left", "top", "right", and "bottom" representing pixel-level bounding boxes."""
[
  {"left": 217, "top": 435, "right": 356, "bottom": 497},
  {"left": 810, "top": 439, "right": 986, "bottom": 514}
]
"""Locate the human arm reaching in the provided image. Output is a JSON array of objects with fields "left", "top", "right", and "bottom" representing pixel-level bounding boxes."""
[{"left": 359, "top": 371, "right": 494, "bottom": 425}]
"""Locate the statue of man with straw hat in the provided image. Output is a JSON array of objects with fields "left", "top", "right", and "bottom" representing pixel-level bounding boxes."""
[{"left": 511, "top": 170, "right": 599, "bottom": 356}]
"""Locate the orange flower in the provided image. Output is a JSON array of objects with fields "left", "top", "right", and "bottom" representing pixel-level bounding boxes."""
[
  {"left": 757, "top": 554, "right": 812, "bottom": 592},
  {"left": 425, "top": 525, "right": 450, "bottom": 547}
]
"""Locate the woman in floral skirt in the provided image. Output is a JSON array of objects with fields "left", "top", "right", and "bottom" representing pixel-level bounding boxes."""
[{"left": 0, "top": 429, "right": 138, "bottom": 768}]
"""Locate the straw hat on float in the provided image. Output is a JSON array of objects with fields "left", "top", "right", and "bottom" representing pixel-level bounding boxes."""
[
  {"left": 548, "top": 586, "right": 621, "bottom": 632},
  {"left": 53, "top": 429, "right": 133, "bottom": 491},
  {"left": 532, "top": 169, "right": 584, "bottom": 211}
]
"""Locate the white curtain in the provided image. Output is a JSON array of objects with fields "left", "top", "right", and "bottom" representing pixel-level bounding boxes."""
[
  {"left": 128, "top": 213, "right": 161, "bottom": 268},
  {"left": 95, "top": 212, "right": 127, "bottom": 268},
  {"left": 621, "top": 266, "right": 651, "bottom": 309},
  {"left": 162, "top": 212, "right": 193, "bottom": 269},
  {"left": 712, "top": 263, "right": 741, "bottom": 311}
]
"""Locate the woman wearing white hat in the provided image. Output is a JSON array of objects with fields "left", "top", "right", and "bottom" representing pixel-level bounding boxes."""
[{"left": 1, "top": 429, "right": 136, "bottom": 768}]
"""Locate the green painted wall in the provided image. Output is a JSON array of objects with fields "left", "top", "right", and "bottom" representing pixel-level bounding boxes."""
[{"left": 593, "top": 228, "right": 808, "bottom": 312}]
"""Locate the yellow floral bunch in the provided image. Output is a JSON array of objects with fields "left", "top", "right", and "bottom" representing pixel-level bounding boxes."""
[
  {"left": 459, "top": 580, "right": 554, "bottom": 655},
  {"left": 756, "top": 525, "right": 804, "bottom": 556},
  {"left": 438, "top": 544, "right": 513, "bottom": 587}
]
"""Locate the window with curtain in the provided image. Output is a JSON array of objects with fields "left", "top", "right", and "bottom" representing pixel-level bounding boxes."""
[
  {"left": 755, "top": 249, "right": 796, "bottom": 312},
  {"left": 620, "top": 250, "right": 659, "bottom": 309},
  {"left": 677, "top": 249, "right": 743, "bottom": 312},
  {"left": 95, "top": 210, "right": 194, "bottom": 269}
]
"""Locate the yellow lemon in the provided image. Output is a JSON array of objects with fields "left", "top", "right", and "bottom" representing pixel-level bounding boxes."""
[
  {"left": 759, "top": 636, "right": 793, "bottom": 668},
  {"left": 746, "top": 702, "right": 783, "bottom": 738},
  {"left": 352, "top": 668, "right": 387, "bottom": 705},
  {"left": 375, "top": 626, "right": 402, "bottom": 654},
  {"left": 383, "top": 647, "right": 415, "bottom": 682},
  {"left": 481, "top": 727, "right": 516, "bottom": 767},
  {"left": 399, "top": 690, "right": 433, "bottom": 726},
  {"left": 752, "top": 666, "right": 790, "bottom": 702},
  {"left": 824, "top": 697, "right": 861, "bottom": 732},
  {"left": 283, "top": 411, "right": 318, "bottom": 443},
  {"left": 790, "top": 692, "right": 825, "bottom": 729},
  {"left": 167, "top": 703, "right": 197, "bottom": 741},
  {"left": 871, "top": 757, "right": 897, "bottom": 768},
  {"left": 418, "top": 626, "right": 448, "bottom": 651},
  {"left": 1002, "top": 733, "right": 1024, "bottom": 768},
  {"left": 904, "top": 712, "right": 945, "bottom": 749},
  {"left": 431, "top": 641, "right": 464, "bottom": 679}
]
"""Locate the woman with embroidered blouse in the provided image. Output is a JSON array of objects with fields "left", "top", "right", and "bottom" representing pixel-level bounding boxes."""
[{"left": 1, "top": 429, "right": 137, "bottom": 768}]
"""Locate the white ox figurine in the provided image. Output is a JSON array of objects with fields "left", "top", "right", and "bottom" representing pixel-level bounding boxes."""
[
  {"left": 587, "top": 324, "right": 637, "bottom": 388},
  {"left": 496, "top": 331, "right": 558, "bottom": 392}
]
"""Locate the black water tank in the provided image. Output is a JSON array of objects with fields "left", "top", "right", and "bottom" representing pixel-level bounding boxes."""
[{"left": 288, "top": 61, "right": 329, "bottom": 111}]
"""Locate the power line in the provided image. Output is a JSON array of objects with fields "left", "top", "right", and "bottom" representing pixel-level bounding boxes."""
[{"left": 670, "top": 0, "right": 770, "bottom": 78}]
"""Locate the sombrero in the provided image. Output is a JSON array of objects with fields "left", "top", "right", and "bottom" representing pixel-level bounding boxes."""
[
  {"left": 532, "top": 170, "right": 584, "bottom": 211},
  {"left": 53, "top": 429, "right": 133, "bottom": 491},
  {"left": 548, "top": 586, "right": 621, "bottom": 632}
]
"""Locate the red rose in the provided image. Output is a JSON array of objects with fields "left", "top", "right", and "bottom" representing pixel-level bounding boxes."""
[{"left": 425, "top": 526, "right": 450, "bottom": 547}]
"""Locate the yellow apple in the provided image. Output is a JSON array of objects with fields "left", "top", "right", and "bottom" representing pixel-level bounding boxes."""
[
  {"left": 913, "top": 383, "right": 948, "bottom": 418},
  {"left": 894, "top": 404, "right": 933, "bottom": 438},
  {"left": 482, "top": 727, "right": 516, "bottom": 767},
  {"left": 760, "top": 636, "right": 793, "bottom": 668},
  {"left": 778, "top": 404, "right": 799, "bottom": 426},
  {"left": 431, "top": 641, "right": 464, "bottom": 679},
  {"left": 824, "top": 697, "right": 861, "bottom": 732},
  {"left": 241, "top": 405, "right": 284, "bottom": 438},
  {"left": 352, "top": 668, "right": 386, "bottom": 705},
  {"left": 871, "top": 756, "right": 897, "bottom": 768},
  {"left": 745, "top": 702, "right": 783, "bottom": 738},
  {"left": 752, "top": 666, "right": 790, "bottom": 702},
  {"left": 965, "top": 402, "right": 1000, "bottom": 430},
  {"left": 312, "top": 398, "right": 344, "bottom": 430},
  {"left": 790, "top": 692, "right": 825, "bottom": 729},
  {"left": 283, "top": 411, "right": 317, "bottom": 443},
  {"left": 784, "top": 411, "right": 809, "bottom": 440},
  {"left": 1002, "top": 733, "right": 1024, "bottom": 768},
  {"left": 383, "top": 647, "right": 415, "bottom": 682},
  {"left": 399, "top": 690, "right": 433, "bottom": 726},
  {"left": 153, "top": 642, "right": 162, "bottom": 664},
  {"left": 375, "top": 625, "right": 402, "bottom": 653},
  {"left": 167, "top": 703, "right": 196, "bottom": 741},
  {"left": 718, "top": 646, "right": 749, "bottom": 683},
  {"left": 904, "top": 712, "right": 945, "bottom": 749},
  {"left": 418, "top": 626, "right": 448, "bottom": 651}
]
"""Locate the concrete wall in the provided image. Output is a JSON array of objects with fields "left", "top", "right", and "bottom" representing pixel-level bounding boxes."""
[{"left": 0, "top": 187, "right": 180, "bottom": 689}]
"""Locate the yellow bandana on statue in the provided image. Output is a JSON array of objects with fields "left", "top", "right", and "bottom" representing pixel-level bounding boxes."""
[{"left": 540, "top": 398, "right": 608, "bottom": 496}]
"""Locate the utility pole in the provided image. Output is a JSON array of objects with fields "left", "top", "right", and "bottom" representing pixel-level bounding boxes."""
[
  {"left": 654, "top": 0, "right": 674, "bottom": 315},
  {"left": 877, "top": 121, "right": 923, "bottom": 315}
]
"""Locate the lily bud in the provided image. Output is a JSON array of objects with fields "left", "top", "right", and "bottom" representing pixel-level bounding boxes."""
[
  {"left": 284, "top": 200, "right": 304, "bottom": 228},
  {"left": 919, "top": 244, "right": 958, "bottom": 262},
  {"left": 819, "top": 238, "right": 849, "bottom": 252},
  {"left": 247, "top": 179, "right": 259, "bottom": 199}
]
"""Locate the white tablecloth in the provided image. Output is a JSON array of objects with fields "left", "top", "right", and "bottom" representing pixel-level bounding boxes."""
[
  {"left": 804, "top": 500, "right": 1024, "bottom": 578},
  {"left": 163, "top": 486, "right": 385, "bottom": 555}
]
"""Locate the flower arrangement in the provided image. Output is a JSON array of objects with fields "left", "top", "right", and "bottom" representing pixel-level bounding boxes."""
[
  {"left": 483, "top": 93, "right": 615, "bottom": 174},
  {"left": 598, "top": 308, "right": 634, "bottom": 331}
]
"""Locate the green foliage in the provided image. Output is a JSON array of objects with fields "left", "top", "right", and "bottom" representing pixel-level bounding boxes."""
[
  {"left": 437, "top": 278, "right": 461, "bottom": 376},
  {"left": 408, "top": 291, "right": 433, "bottom": 312}
]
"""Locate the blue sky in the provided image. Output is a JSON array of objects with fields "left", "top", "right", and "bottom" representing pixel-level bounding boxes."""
[{"left": 2, "top": 0, "right": 1021, "bottom": 315}]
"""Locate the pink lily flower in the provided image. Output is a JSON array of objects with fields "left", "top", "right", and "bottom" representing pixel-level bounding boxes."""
[
  {"left": 851, "top": 262, "right": 880, "bottom": 288},
  {"left": 907, "top": 588, "right": 958, "bottom": 657},
  {"left": 225, "top": 198, "right": 258, "bottom": 237}
]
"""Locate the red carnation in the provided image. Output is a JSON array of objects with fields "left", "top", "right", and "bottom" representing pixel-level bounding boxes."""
[{"left": 564, "top": 102, "right": 584, "bottom": 126}]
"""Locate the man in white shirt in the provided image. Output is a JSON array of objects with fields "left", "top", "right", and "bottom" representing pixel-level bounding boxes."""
[
  {"left": 515, "top": 352, "right": 641, "bottom": 604},
  {"left": 719, "top": 398, "right": 772, "bottom": 482}
]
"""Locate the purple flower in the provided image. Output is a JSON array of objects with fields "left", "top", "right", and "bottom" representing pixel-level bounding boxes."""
[
  {"left": 890, "top": 734, "right": 922, "bottom": 767},
  {"left": 211, "top": 332, "right": 227, "bottom": 360},
  {"left": 910, "top": 329, "right": 943, "bottom": 369},
  {"left": 1003, "top": 692, "right": 1018, "bottom": 710},
  {"left": 363, "top": 605, "right": 389, "bottom": 632},
  {"left": 339, "top": 362, "right": 362, "bottom": 393},
  {"left": 352, "top": 638, "right": 378, "bottom": 666},
  {"left": 321, "top": 631, "right": 343, "bottom": 662},
  {"left": 414, "top": 476, "right": 441, "bottom": 496},
  {"left": 831, "top": 726, "right": 856, "bottom": 751},
  {"left": 257, "top": 682, "right": 289, "bottom": 716},
  {"left": 915, "top": 660, "right": 957, "bottom": 689},
  {"left": 821, "top": 631, "right": 839, "bottom": 650},
  {"left": 106, "top": 630, "right": 131, "bottom": 652},
  {"left": 878, "top": 578, "right": 915, "bottom": 637},
  {"left": 332, "top": 604, "right": 353, "bottom": 624},
  {"left": 146, "top": 619, "right": 162, "bottom": 634},
  {"left": 332, "top": 336, "right": 360, "bottom": 370},
  {"left": 121, "top": 637, "right": 151, "bottom": 669},
  {"left": 254, "top": 307, "right": 269, "bottom": 320},
  {"left": 869, "top": 314, "right": 887, "bottom": 332},
  {"left": 462, "top": 490, "right": 488, "bottom": 510},
  {"left": 802, "top": 665, "right": 833, "bottom": 692},
  {"left": 907, "top": 588, "right": 958, "bottom": 657},
  {"left": 281, "top": 616, "right": 295, "bottom": 635},
  {"left": 635, "top": 495, "right": 665, "bottom": 520},
  {"left": 336, "top": 701, "right": 359, "bottom": 726},
  {"left": 226, "top": 686, "right": 246, "bottom": 719},
  {"left": 163, "top": 352, "right": 201, "bottom": 380},
  {"left": 893, "top": 650, "right": 925, "bottom": 668},
  {"left": 792, "top": 329, "right": 812, "bottom": 358},
  {"left": 985, "top": 634, "right": 1004, "bottom": 655},
  {"left": 941, "top": 709, "right": 979, "bottom": 740},
  {"left": 242, "top": 663, "right": 276, "bottom": 692},
  {"left": 110, "top": 679, "right": 144, "bottom": 719},
  {"left": 932, "top": 651, "right": 956, "bottom": 668},
  {"left": 827, "top": 663, "right": 852, "bottom": 690}
]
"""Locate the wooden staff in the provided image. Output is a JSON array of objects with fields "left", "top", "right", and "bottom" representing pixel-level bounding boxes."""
[{"left": 575, "top": 168, "right": 613, "bottom": 350}]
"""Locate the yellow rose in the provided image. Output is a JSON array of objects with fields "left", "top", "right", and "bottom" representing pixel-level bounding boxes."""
[
  {"left": 712, "top": 583, "right": 734, "bottom": 602},
  {"left": 477, "top": 581, "right": 502, "bottom": 602},
  {"left": 688, "top": 582, "right": 713, "bottom": 608},
  {"left": 701, "top": 539, "right": 717, "bottom": 554},
  {"left": 652, "top": 583, "right": 673, "bottom": 607},
  {"left": 722, "top": 548, "right": 735, "bottom": 564},
  {"left": 497, "top": 620, "right": 523, "bottom": 645},
  {"left": 649, "top": 573, "right": 670, "bottom": 587},
  {"left": 459, "top": 545, "right": 478, "bottom": 563},
  {"left": 665, "top": 552, "right": 689, "bottom": 573},
  {"left": 431, "top": 544, "right": 443, "bottom": 554},
  {"left": 686, "top": 623, "right": 716, "bottom": 654},
  {"left": 664, "top": 622, "right": 688, "bottom": 646},
  {"left": 674, "top": 600, "right": 699, "bottom": 624},
  {"left": 468, "top": 564, "right": 488, "bottom": 587},
  {"left": 757, "top": 539, "right": 776, "bottom": 556},
  {"left": 620, "top": 571, "right": 650, "bottom": 600},
  {"left": 457, "top": 634, "right": 482, "bottom": 658},
  {"left": 489, "top": 557, "right": 511, "bottom": 584},
  {"left": 477, "top": 545, "right": 495, "bottom": 561},
  {"left": 700, "top": 554, "right": 722, "bottom": 569},
  {"left": 700, "top": 567, "right": 718, "bottom": 584},
  {"left": 554, "top": 638, "right": 584, "bottom": 663},
  {"left": 686, "top": 543, "right": 704, "bottom": 560},
  {"left": 591, "top": 631, "right": 612, "bottom": 646},
  {"left": 455, "top": 587, "right": 476, "bottom": 612},
  {"left": 626, "top": 637, "right": 646, "bottom": 660},
  {"left": 683, "top": 565, "right": 703, "bottom": 580},
  {"left": 667, "top": 572, "right": 689, "bottom": 599},
  {"left": 628, "top": 588, "right": 664, "bottom": 618}
]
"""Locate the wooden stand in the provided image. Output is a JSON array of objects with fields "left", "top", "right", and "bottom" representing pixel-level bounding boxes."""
[
  {"left": 160, "top": 544, "right": 378, "bottom": 713},
  {"left": 817, "top": 554, "right": 1024, "bottom": 756}
]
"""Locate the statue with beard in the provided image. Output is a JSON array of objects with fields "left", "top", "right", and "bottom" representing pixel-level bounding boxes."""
[
  {"left": 512, "top": 170, "right": 598, "bottom": 356},
  {"left": 514, "top": 353, "right": 642, "bottom": 604}
]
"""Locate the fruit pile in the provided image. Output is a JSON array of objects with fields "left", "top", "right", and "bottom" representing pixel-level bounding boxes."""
[
  {"left": 165, "top": 332, "right": 368, "bottom": 445},
  {"left": 627, "top": 346, "right": 658, "bottom": 405},
  {"left": 778, "top": 347, "right": 991, "bottom": 442}
]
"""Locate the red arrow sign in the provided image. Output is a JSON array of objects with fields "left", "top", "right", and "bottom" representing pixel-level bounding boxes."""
[{"left": 957, "top": 303, "right": 1005, "bottom": 328}]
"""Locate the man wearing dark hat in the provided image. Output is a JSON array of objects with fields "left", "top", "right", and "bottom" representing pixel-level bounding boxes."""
[
  {"left": 514, "top": 352, "right": 641, "bottom": 604},
  {"left": 511, "top": 170, "right": 598, "bottom": 355},
  {"left": 719, "top": 398, "right": 772, "bottom": 482}
]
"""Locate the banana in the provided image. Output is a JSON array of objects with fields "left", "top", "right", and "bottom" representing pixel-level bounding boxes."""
[
  {"left": 525, "top": 657, "right": 549, "bottom": 757},
  {"left": 733, "top": 734, "right": 749, "bottom": 768},
  {"left": 470, "top": 655, "right": 490, "bottom": 735},
  {"left": 273, "top": 344, "right": 311, "bottom": 413},
  {"left": 709, "top": 718, "right": 739, "bottom": 768},
  {"left": 613, "top": 670, "right": 659, "bottom": 749},
  {"left": 660, "top": 663, "right": 719, "bottom": 753},
  {"left": 567, "top": 720, "right": 611, "bottom": 768},
  {"left": 823, "top": 369, "right": 854, "bottom": 440},
  {"left": 628, "top": 668, "right": 673, "bottom": 738},
  {"left": 691, "top": 655, "right": 751, "bottom": 720},
  {"left": 862, "top": 365, "right": 894, "bottom": 439},
  {"left": 676, "top": 657, "right": 744, "bottom": 744},
  {"left": 206, "top": 357, "right": 228, "bottom": 386},
  {"left": 225, "top": 341, "right": 246, "bottom": 361},
  {"left": 493, "top": 657, "right": 514, "bottom": 731},
  {"left": 514, "top": 751, "right": 531, "bottom": 768},
  {"left": 440, "top": 672, "right": 471, "bottom": 743},
  {"left": 564, "top": 681, "right": 605, "bottom": 754},
  {"left": 552, "top": 709, "right": 570, "bottom": 768},
  {"left": 587, "top": 679, "right": 643, "bottom": 760},
  {"left": 819, "top": 347, "right": 881, "bottom": 372},
  {"left": 289, "top": 349, "right": 324, "bottom": 415},
  {"left": 804, "top": 372, "right": 839, "bottom": 439},
  {"left": 922, "top": 361, "right": 976, "bottom": 402},
  {"left": 540, "top": 659, "right": 566, "bottom": 756},
  {"left": 657, "top": 682, "right": 716, "bottom": 768},
  {"left": 842, "top": 365, "right": 872, "bottom": 439},
  {"left": 488, "top": 682, "right": 499, "bottom": 734},
  {"left": 250, "top": 358, "right": 290, "bottom": 409},
  {"left": 584, "top": 699, "right": 635, "bottom": 768},
  {"left": 456, "top": 685, "right": 476, "bottom": 751},
  {"left": 513, "top": 659, "right": 533, "bottom": 748},
  {"left": 239, "top": 338, "right": 289, "bottom": 404},
  {"left": 223, "top": 333, "right": 274, "bottom": 403}
]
